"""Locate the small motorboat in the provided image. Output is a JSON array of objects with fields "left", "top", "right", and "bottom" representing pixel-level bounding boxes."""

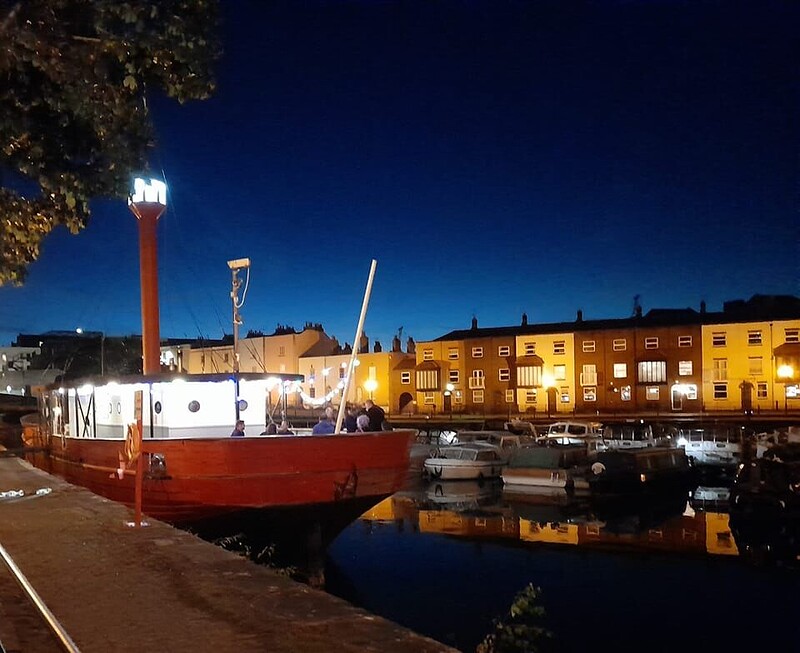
[
  {"left": 423, "top": 442, "right": 507, "bottom": 481},
  {"left": 502, "top": 445, "right": 591, "bottom": 491}
]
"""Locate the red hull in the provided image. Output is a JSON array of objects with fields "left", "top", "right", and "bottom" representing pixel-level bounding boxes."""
[{"left": 27, "top": 430, "right": 415, "bottom": 524}]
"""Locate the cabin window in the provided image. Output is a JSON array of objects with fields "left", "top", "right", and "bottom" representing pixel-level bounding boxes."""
[
  {"left": 524, "top": 342, "right": 536, "bottom": 356},
  {"left": 498, "top": 345, "right": 511, "bottom": 356},
  {"left": 748, "top": 357, "right": 763, "bottom": 376},
  {"left": 400, "top": 371, "right": 411, "bottom": 384},
  {"left": 188, "top": 400, "right": 200, "bottom": 413},
  {"left": 238, "top": 399, "right": 248, "bottom": 411},
  {"left": 612, "top": 338, "right": 626, "bottom": 351},
  {"left": 712, "top": 359, "right": 728, "bottom": 381},
  {"left": 423, "top": 349, "right": 434, "bottom": 361},
  {"left": 713, "top": 383, "right": 728, "bottom": 400},
  {"left": 554, "top": 364, "right": 566, "bottom": 381},
  {"left": 582, "top": 340, "right": 595, "bottom": 353},
  {"left": 448, "top": 348, "right": 459, "bottom": 359},
  {"left": 621, "top": 386, "right": 631, "bottom": 401},
  {"left": 580, "top": 364, "right": 597, "bottom": 386},
  {"left": 471, "top": 347, "right": 484, "bottom": 358},
  {"left": 107, "top": 402, "right": 113, "bottom": 416},
  {"left": 712, "top": 332, "right": 727, "bottom": 347},
  {"left": 505, "top": 389, "right": 515, "bottom": 403},
  {"left": 449, "top": 370, "right": 460, "bottom": 383},
  {"left": 613, "top": 363, "right": 627, "bottom": 379},
  {"left": 472, "top": 389, "right": 484, "bottom": 403},
  {"left": 757, "top": 382, "right": 768, "bottom": 399},
  {"left": 154, "top": 401, "right": 162, "bottom": 414},
  {"left": 583, "top": 387, "right": 597, "bottom": 401},
  {"left": 638, "top": 361, "right": 666, "bottom": 383},
  {"left": 644, "top": 337, "right": 658, "bottom": 349},
  {"left": 678, "top": 360, "right": 693, "bottom": 376},
  {"left": 553, "top": 341, "right": 566, "bottom": 355},
  {"left": 423, "top": 392, "right": 435, "bottom": 405},
  {"left": 678, "top": 335, "right": 692, "bottom": 347},
  {"left": 747, "top": 330, "right": 763, "bottom": 346},
  {"left": 645, "top": 386, "right": 660, "bottom": 400},
  {"left": 498, "top": 368, "right": 510, "bottom": 382},
  {"left": 786, "top": 328, "right": 800, "bottom": 344}
]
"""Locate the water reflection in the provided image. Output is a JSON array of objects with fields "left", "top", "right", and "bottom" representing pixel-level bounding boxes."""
[{"left": 358, "top": 478, "right": 800, "bottom": 566}]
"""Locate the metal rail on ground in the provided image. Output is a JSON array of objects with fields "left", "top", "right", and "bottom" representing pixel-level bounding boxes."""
[{"left": 0, "top": 542, "right": 81, "bottom": 653}]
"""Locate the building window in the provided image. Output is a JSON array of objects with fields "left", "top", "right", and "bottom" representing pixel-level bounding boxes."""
[
  {"left": 524, "top": 342, "right": 536, "bottom": 356},
  {"left": 678, "top": 335, "right": 692, "bottom": 348},
  {"left": 613, "top": 363, "right": 627, "bottom": 379},
  {"left": 517, "top": 366, "right": 542, "bottom": 387},
  {"left": 747, "top": 330, "right": 763, "bottom": 346},
  {"left": 454, "top": 391, "right": 463, "bottom": 404},
  {"left": 612, "top": 339, "right": 627, "bottom": 351},
  {"left": 681, "top": 384, "right": 698, "bottom": 400},
  {"left": 278, "top": 346, "right": 285, "bottom": 357},
  {"left": 417, "top": 369, "right": 439, "bottom": 391},
  {"left": 400, "top": 371, "right": 411, "bottom": 384},
  {"left": 678, "top": 361, "right": 693, "bottom": 376},
  {"left": 582, "top": 340, "right": 596, "bottom": 353},
  {"left": 423, "top": 392, "right": 435, "bottom": 405},
  {"left": 553, "top": 364, "right": 566, "bottom": 381},
  {"left": 449, "top": 369, "right": 460, "bottom": 383},
  {"left": 748, "top": 357, "right": 763, "bottom": 377},
  {"left": 637, "top": 361, "right": 666, "bottom": 383},
  {"left": 560, "top": 387, "right": 570, "bottom": 403},
  {"left": 498, "top": 368, "right": 510, "bottom": 382},
  {"left": 448, "top": 348, "right": 459, "bottom": 359},
  {"left": 471, "top": 347, "right": 484, "bottom": 358},
  {"left": 712, "top": 332, "right": 727, "bottom": 347},
  {"left": 423, "top": 349, "right": 434, "bottom": 361},
  {"left": 621, "top": 385, "right": 632, "bottom": 401},
  {"left": 525, "top": 389, "right": 537, "bottom": 403},
  {"left": 553, "top": 341, "right": 566, "bottom": 355},
  {"left": 498, "top": 345, "right": 510, "bottom": 357},
  {"left": 472, "top": 390, "right": 484, "bottom": 403},
  {"left": 505, "top": 389, "right": 515, "bottom": 403},
  {"left": 786, "top": 328, "right": 800, "bottom": 344},
  {"left": 712, "top": 358, "right": 728, "bottom": 381},
  {"left": 583, "top": 386, "right": 597, "bottom": 401},
  {"left": 469, "top": 370, "right": 485, "bottom": 389},
  {"left": 645, "top": 386, "right": 659, "bottom": 401},
  {"left": 580, "top": 364, "right": 597, "bottom": 386},
  {"left": 713, "top": 383, "right": 728, "bottom": 400},
  {"left": 644, "top": 337, "right": 658, "bottom": 349},
  {"left": 757, "top": 382, "right": 768, "bottom": 399}
]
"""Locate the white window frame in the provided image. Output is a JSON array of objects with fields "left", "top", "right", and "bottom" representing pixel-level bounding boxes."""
[
  {"left": 471, "top": 347, "right": 484, "bottom": 358},
  {"left": 553, "top": 341, "right": 566, "bottom": 355},
  {"left": 498, "top": 368, "right": 510, "bottom": 382},
  {"left": 553, "top": 364, "right": 566, "bottom": 381},
  {"left": 756, "top": 382, "right": 768, "bottom": 399},
  {"left": 498, "top": 345, "right": 511, "bottom": 357},
  {"left": 645, "top": 386, "right": 660, "bottom": 401},
  {"left": 448, "top": 348, "right": 459, "bottom": 360},
  {"left": 713, "top": 383, "right": 728, "bottom": 400},
  {"left": 637, "top": 361, "right": 666, "bottom": 383},
  {"left": 786, "top": 328, "right": 800, "bottom": 344},
  {"left": 712, "top": 332, "right": 727, "bottom": 347},
  {"left": 644, "top": 337, "right": 658, "bottom": 349},
  {"left": 678, "top": 335, "right": 692, "bottom": 348},
  {"left": 613, "top": 363, "right": 627, "bottom": 379},
  {"left": 621, "top": 385, "right": 631, "bottom": 401},
  {"left": 583, "top": 386, "right": 597, "bottom": 401},
  {"left": 423, "top": 349, "right": 434, "bottom": 361},
  {"left": 468, "top": 369, "right": 485, "bottom": 389},
  {"left": 748, "top": 356, "right": 763, "bottom": 377},
  {"left": 712, "top": 358, "right": 728, "bottom": 381},
  {"left": 525, "top": 389, "right": 537, "bottom": 404},
  {"left": 505, "top": 389, "right": 515, "bottom": 403},
  {"left": 678, "top": 360, "right": 692, "bottom": 376},
  {"left": 580, "top": 364, "right": 597, "bottom": 386},
  {"left": 524, "top": 342, "right": 536, "bottom": 356},
  {"left": 400, "top": 371, "right": 411, "bottom": 384},
  {"left": 472, "top": 389, "right": 484, "bottom": 403},
  {"left": 423, "top": 392, "right": 435, "bottom": 405},
  {"left": 582, "top": 340, "right": 596, "bottom": 353},
  {"left": 449, "top": 369, "right": 460, "bottom": 384},
  {"left": 747, "top": 330, "right": 762, "bottom": 346},
  {"left": 612, "top": 338, "right": 627, "bottom": 351}
]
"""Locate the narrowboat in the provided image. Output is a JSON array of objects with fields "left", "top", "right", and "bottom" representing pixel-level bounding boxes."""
[{"left": 502, "top": 445, "right": 591, "bottom": 491}]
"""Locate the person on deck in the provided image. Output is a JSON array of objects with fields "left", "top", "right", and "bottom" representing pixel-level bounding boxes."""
[
  {"left": 230, "top": 420, "right": 245, "bottom": 437},
  {"left": 364, "top": 399, "right": 386, "bottom": 432},
  {"left": 311, "top": 412, "right": 335, "bottom": 435},
  {"left": 356, "top": 414, "right": 370, "bottom": 432},
  {"left": 344, "top": 405, "right": 359, "bottom": 433},
  {"left": 277, "top": 420, "right": 294, "bottom": 435}
]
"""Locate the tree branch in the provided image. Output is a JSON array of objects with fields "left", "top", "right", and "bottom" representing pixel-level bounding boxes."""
[{"left": 0, "top": 2, "right": 21, "bottom": 37}]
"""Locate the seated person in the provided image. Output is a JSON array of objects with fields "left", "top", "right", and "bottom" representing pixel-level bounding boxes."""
[{"left": 311, "top": 413, "right": 335, "bottom": 435}]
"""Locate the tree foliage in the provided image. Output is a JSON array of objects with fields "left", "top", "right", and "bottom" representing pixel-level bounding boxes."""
[
  {"left": 0, "top": 0, "right": 220, "bottom": 284},
  {"left": 477, "top": 584, "right": 555, "bottom": 653}
]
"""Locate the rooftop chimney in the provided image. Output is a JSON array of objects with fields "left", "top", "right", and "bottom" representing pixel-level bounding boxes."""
[
  {"left": 521, "top": 312, "right": 528, "bottom": 326},
  {"left": 700, "top": 300, "right": 706, "bottom": 314},
  {"left": 576, "top": 309, "right": 583, "bottom": 322},
  {"left": 635, "top": 305, "right": 643, "bottom": 318},
  {"left": 471, "top": 316, "right": 478, "bottom": 330}
]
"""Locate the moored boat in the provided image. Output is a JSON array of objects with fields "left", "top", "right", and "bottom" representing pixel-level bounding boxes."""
[
  {"left": 422, "top": 442, "right": 506, "bottom": 480},
  {"left": 675, "top": 426, "right": 744, "bottom": 468},
  {"left": 588, "top": 447, "right": 694, "bottom": 495},
  {"left": 24, "top": 373, "right": 415, "bottom": 524},
  {"left": 502, "top": 445, "right": 591, "bottom": 491},
  {"left": 729, "top": 444, "right": 800, "bottom": 515}
]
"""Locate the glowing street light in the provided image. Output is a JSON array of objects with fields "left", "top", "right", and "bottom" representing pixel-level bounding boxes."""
[
  {"left": 364, "top": 378, "right": 378, "bottom": 399},
  {"left": 777, "top": 364, "right": 794, "bottom": 412}
]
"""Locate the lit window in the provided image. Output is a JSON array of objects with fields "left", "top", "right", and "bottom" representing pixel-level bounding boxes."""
[
  {"left": 748, "top": 357, "right": 763, "bottom": 376},
  {"left": 469, "top": 370, "right": 485, "bottom": 389},
  {"left": 423, "top": 392, "right": 435, "bottom": 405},
  {"left": 712, "top": 359, "right": 728, "bottom": 381},
  {"left": 560, "top": 387, "right": 570, "bottom": 403},
  {"left": 553, "top": 364, "right": 566, "bottom": 381},
  {"left": 713, "top": 383, "right": 727, "bottom": 400},
  {"left": 612, "top": 339, "right": 626, "bottom": 351},
  {"left": 472, "top": 347, "right": 484, "bottom": 358},
  {"left": 582, "top": 340, "right": 595, "bottom": 353},
  {"left": 453, "top": 391, "right": 463, "bottom": 404},
  {"left": 644, "top": 337, "right": 658, "bottom": 349},
  {"left": 448, "top": 348, "right": 459, "bottom": 360},
  {"left": 757, "top": 382, "right": 768, "bottom": 399},
  {"left": 498, "top": 368, "right": 510, "bottom": 382},
  {"left": 583, "top": 387, "right": 597, "bottom": 401},
  {"left": 449, "top": 369, "right": 459, "bottom": 383},
  {"left": 505, "top": 389, "right": 515, "bottom": 403},
  {"left": 472, "top": 390, "right": 484, "bottom": 403},
  {"left": 580, "top": 364, "right": 597, "bottom": 386},
  {"left": 498, "top": 345, "right": 510, "bottom": 357},
  {"left": 621, "top": 386, "right": 631, "bottom": 401},
  {"left": 678, "top": 335, "right": 692, "bottom": 348},
  {"left": 400, "top": 371, "right": 411, "bottom": 384},
  {"left": 645, "top": 386, "right": 660, "bottom": 401},
  {"left": 613, "top": 363, "right": 627, "bottom": 379},
  {"left": 786, "top": 328, "right": 800, "bottom": 344},
  {"left": 526, "top": 389, "right": 537, "bottom": 403},
  {"left": 637, "top": 361, "right": 666, "bottom": 383},
  {"left": 553, "top": 341, "right": 566, "bottom": 355},
  {"left": 712, "top": 332, "right": 727, "bottom": 347},
  {"left": 678, "top": 361, "right": 692, "bottom": 376}
]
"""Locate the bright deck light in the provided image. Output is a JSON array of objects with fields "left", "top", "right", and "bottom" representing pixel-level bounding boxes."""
[{"left": 129, "top": 178, "right": 167, "bottom": 205}]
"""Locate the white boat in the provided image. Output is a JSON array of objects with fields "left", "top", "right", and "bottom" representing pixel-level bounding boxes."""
[
  {"left": 755, "top": 426, "right": 800, "bottom": 458},
  {"left": 423, "top": 442, "right": 507, "bottom": 480},
  {"left": 451, "top": 430, "right": 527, "bottom": 459},
  {"left": 675, "top": 426, "right": 743, "bottom": 467},
  {"left": 536, "top": 421, "right": 606, "bottom": 450},
  {"left": 502, "top": 445, "right": 591, "bottom": 491},
  {"left": 601, "top": 421, "right": 660, "bottom": 449}
]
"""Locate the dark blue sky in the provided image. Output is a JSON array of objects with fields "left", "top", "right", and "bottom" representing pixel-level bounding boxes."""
[{"left": 1, "top": 0, "right": 797, "bottom": 348}]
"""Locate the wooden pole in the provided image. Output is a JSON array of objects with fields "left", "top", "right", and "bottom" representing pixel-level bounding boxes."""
[
  {"left": 134, "top": 390, "right": 143, "bottom": 527},
  {"left": 336, "top": 259, "right": 377, "bottom": 433}
]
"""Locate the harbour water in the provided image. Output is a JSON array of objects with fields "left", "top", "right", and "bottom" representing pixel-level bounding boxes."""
[{"left": 321, "top": 477, "right": 800, "bottom": 652}]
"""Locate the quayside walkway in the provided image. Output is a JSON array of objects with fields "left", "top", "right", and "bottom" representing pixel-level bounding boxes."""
[{"left": 0, "top": 454, "right": 453, "bottom": 653}]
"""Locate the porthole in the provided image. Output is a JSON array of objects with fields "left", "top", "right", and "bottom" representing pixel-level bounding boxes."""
[
  {"left": 116, "top": 402, "right": 122, "bottom": 414},
  {"left": 238, "top": 399, "right": 248, "bottom": 412},
  {"left": 188, "top": 400, "right": 200, "bottom": 413},
  {"left": 154, "top": 401, "right": 162, "bottom": 415},
  {"left": 108, "top": 402, "right": 113, "bottom": 416}
]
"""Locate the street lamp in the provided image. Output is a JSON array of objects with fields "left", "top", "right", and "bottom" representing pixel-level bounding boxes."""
[
  {"left": 364, "top": 378, "right": 378, "bottom": 400},
  {"left": 777, "top": 364, "right": 794, "bottom": 412},
  {"left": 444, "top": 382, "right": 454, "bottom": 419}
]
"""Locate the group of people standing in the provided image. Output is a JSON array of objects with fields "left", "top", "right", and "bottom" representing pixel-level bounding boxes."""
[{"left": 230, "top": 399, "right": 387, "bottom": 437}]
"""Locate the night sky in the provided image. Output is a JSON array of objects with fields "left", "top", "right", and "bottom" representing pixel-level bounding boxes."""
[{"left": 1, "top": 0, "right": 797, "bottom": 349}]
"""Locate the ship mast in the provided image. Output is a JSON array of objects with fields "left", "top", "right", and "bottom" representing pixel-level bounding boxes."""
[{"left": 228, "top": 257, "right": 251, "bottom": 420}]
